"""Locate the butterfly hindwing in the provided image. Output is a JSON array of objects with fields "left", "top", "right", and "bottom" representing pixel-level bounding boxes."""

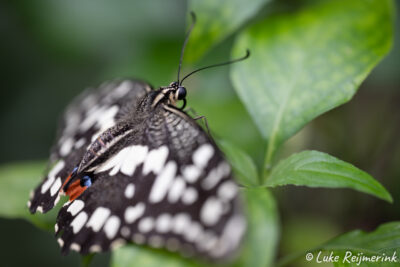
[
  {"left": 28, "top": 79, "right": 152, "bottom": 214},
  {"left": 55, "top": 104, "right": 246, "bottom": 260}
]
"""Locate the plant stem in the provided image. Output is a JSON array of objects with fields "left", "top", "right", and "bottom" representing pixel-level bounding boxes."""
[{"left": 263, "top": 139, "right": 276, "bottom": 183}]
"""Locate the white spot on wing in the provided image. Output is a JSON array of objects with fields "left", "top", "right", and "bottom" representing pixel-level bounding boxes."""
[
  {"left": 193, "top": 144, "right": 214, "bottom": 168},
  {"left": 104, "top": 216, "right": 121, "bottom": 239},
  {"left": 95, "top": 146, "right": 129, "bottom": 174},
  {"left": 120, "top": 145, "right": 148, "bottom": 176},
  {"left": 218, "top": 181, "right": 238, "bottom": 201},
  {"left": 120, "top": 226, "right": 130, "bottom": 237},
  {"left": 67, "top": 200, "right": 85, "bottom": 216},
  {"left": 182, "top": 187, "right": 198, "bottom": 205},
  {"left": 41, "top": 160, "right": 65, "bottom": 194},
  {"left": 54, "top": 194, "right": 60, "bottom": 206},
  {"left": 200, "top": 197, "right": 224, "bottom": 226},
  {"left": 70, "top": 243, "right": 81, "bottom": 252},
  {"left": 184, "top": 222, "right": 202, "bottom": 242},
  {"left": 60, "top": 138, "right": 74, "bottom": 156},
  {"left": 149, "top": 161, "right": 177, "bottom": 203},
  {"left": 124, "top": 184, "right": 135, "bottom": 199},
  {"left": 182, "top": 165, "right": 201, "bottom": 183},
  {"left": 71, "top": 211, "right": 88, "bottom": 233},
  {"left": 80, "top": 105, "right": 119, "bottom": 133},
  {"left": 124, "top": 203, "right": 145, "bottom": 223},
  {"left": 172, "top": 213, "right": 190, "bottom": 234},
  {"left": 167, "top": 177, "right": 185, "bottom": 203},
  {"left": 138, "top": 217, "right": 154, "bottom": 233},
  {"left": 50, "top": 177, "right": 62, "bottom": 196},
  {"left": 196, "top": 231, "right": 218, "bottom": 252},
  {"left": 89, "top": 245, "right": 102, "bottom": 253},
  {"left": 112, "top": 80, "right": 132, "bottom": 98},
  {"left": 86, "top": 207, "right": 111, "bottom": 232},
  {"left": 142, "top": 146, "right": 169, "bottom": 175},
  {"left": 202, "top": 162, "right": 231, "bottom": 190},
  {"left": 155, "top": 214, "right": 172, "bottom": 233},
  {"left": 212, "top": 215, "right": 246, "bottom": 258},
  {"left": 74, "top": 138, "right": 86, "bottom": 149},
  {"left": 94, "top": 145, "right": 148, "bottom": 176}
]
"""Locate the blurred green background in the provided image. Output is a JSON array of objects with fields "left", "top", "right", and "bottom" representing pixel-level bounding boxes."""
[{"left": 0, "top": 0, "right": 399, "bottom": 266}]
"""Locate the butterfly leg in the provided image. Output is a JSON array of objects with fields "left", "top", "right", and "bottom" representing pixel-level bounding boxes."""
[
  {"left": 194, "top": 115, "right": 212, "bottom": 137},
  {"left": 184, "top": 107, "right": 198, "bottom": 117},
  {"left": 184, "top": 107, "right": 212, "bottom": 136}
]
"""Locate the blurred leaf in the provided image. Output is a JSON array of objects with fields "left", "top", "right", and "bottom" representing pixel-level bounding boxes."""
[
  {"left": 0, "top": 161, "right": 56, "bottom": 231},
  {"left": 233, "top": 188, "right": 279, "bottom": 267},
  {"left": 266, "top": 150, "right": 392, "bottom": 203},
  {"left": 280, "top": 217, "right": 339, "bottom": 267},
  {"left": 217, "top": 139, "right": 259, "bottom": 187},
  {"left": 231, "top": 0, "right": 394, "bottom": 168},
  {"left": 186, "top": 0, "right": 270, "bottom": 61},
  {"left": 320, "top": 221, "right": 400, "bottom": 255},
  {"left": 319, "top": 222, "right": 400, "bottom": 267},
  {"left": 279, "top": 221, "right": 400, "bottom": 267},
  {"left": 112, "top": 245, "right": 203, "bottom": 267}
]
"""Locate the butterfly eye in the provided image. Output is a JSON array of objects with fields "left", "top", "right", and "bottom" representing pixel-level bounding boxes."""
[{"left": 177, "top": 86, "right": 186, "bottom": 100}]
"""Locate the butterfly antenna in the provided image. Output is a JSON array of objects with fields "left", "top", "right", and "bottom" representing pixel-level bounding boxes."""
[
  {"left": 177, "top": 12, "right": 196, "bottom": 84},
  {"left": 180, "top": 49, "right": 250, "bottom": 85}
]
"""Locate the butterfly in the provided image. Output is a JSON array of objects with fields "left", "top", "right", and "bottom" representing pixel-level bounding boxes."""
[{"left": 27, "top": 13, "right": 250, "bottom": 260}]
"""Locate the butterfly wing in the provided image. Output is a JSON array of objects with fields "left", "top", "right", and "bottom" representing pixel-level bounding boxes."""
[
  {"left": 55, "top": 104, "right": 246, "bottom": 260},
  {"left": 28, "top": 79, "right": 152, "bottom": 214}
]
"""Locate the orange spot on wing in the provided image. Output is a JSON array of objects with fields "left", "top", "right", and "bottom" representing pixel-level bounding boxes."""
[
  {"left": 60, "top": 173, "right": 73, "bottom": 192},
  {"left": 65, "top": 179, "right": 88, "bottom": 201},
  {"left": 60, "top": 172, "right": 88, "bottom": 201}
]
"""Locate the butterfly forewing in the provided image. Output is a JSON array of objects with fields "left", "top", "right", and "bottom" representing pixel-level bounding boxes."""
[
  {"left": 28, "top": 79, "right": 151, "bottom": 213},
  {"left": 55, "top": 104, "right": 246, "bottom": 260}
]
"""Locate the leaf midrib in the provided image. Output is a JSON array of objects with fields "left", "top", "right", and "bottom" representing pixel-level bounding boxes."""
[{"left": 264, "top": 54, "right": 304, "bottom": 173}]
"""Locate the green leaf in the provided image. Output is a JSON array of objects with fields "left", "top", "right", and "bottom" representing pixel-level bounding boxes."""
[
  {"left": 266, "top": 150, "right": 392, "bottom": 203},
  {"left": 278, "top": 221, "right": 400, "bottom": 267},
  {"left": 186, "top": 0, "right": 270, "bottom": 61},
  {"left": 320, "top": 221, "right": 400, "bottom": 254},
  {"left": 317, "top": 222, "right": 400, "bottom": 267},
  {"left": 217, "top": 139, "right": 259, "bottom": 187},
  {"left": 112, "top": 245, "right": 203, "bottom": 267},
  {"left": 0, "top": 161, "right": 57, "bottom": 231},
  {"left": 234, "top": 188, "right": 279, "bottom": 267},
  {"left": 231, "top": 0, "right": 394, "bottom": 168}
]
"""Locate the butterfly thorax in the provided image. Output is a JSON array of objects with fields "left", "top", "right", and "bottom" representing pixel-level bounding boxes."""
[{"left": 76, "top": 82, "right": 187, "bottom": 176}]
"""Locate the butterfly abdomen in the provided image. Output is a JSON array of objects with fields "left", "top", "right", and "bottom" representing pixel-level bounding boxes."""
[{"left": 79, "top": 123, "right": 134, "bottom": 173}]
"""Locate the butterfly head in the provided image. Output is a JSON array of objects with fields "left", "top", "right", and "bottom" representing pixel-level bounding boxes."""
[
  {"left": 163, "top": 81, "right": 187, "bottom": 110},
  {"left": 152, "top": 82, "right": 187, "bottom": 110},
  {"left": 169, "top": 81, "right": 187, "bottom": 101}
]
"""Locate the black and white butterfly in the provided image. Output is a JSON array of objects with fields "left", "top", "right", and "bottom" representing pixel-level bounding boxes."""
[{"left": 28, "top": 13, "right": 249, "bottom": 260}]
